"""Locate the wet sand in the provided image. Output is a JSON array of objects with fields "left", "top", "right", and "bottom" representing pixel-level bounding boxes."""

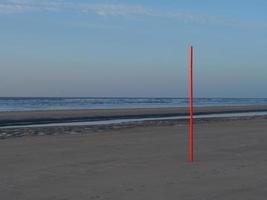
[
  {"left": 1, "top": 113, "right": 267, "bottom": 199},
  {"left": 1, "top": 105, "right": 267, "bottom": 126}
]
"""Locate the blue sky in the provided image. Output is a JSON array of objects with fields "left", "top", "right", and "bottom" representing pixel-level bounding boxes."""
[{"left": 0, "top": 0, "right": 267, "bottom": 97}]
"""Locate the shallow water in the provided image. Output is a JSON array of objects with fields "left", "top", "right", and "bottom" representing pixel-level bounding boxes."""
[
  {"left": 2, "top": 111, "right": 267, "bottom": 129},
  {"left": 0, "top": 97, "right": 267, "bottom": 112}
]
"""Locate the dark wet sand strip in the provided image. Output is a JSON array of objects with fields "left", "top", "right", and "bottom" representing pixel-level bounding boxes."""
[{"left": 1, "top": 105, "right": 267, "bottom": 126}]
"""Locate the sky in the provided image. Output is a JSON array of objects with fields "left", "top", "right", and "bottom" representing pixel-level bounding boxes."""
[{"left": 0, "top": 0, "right": 267, "bottom": 98}]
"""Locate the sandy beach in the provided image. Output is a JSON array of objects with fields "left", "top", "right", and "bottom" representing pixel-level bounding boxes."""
[{"left": 1, "top": 107, "right": 267, "bottom": 199}]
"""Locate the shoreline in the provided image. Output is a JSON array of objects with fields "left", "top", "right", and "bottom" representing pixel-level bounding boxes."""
[
  {"left": 1, "top": 115, "right": 267, "bottom": 139},
  {"left": 1, "top": 105, "right": 267, "bottom": 127}
]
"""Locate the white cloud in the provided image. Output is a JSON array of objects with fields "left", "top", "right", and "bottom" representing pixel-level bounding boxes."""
[
  {"left": 0, "top": 1, "right": 56, "bottom": 13},
  {"left": 77, "top": 4, "right": 150, "bottom": 16},
  {"left": 0, "top": 1, "right": 149, "bottom": 15},
  {"left": 0, "top": 0, "right": 266, "bottom": 29},
  {"left": 0, "top": 2, "right": 31, "bottom": 13}
]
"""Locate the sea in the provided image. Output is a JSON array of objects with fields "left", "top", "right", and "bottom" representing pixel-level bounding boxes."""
[{"left": 0, "top": 97, "right": 267, "bottom": 112}]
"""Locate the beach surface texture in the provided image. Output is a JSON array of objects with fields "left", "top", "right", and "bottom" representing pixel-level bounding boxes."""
[{"left": 1, "top": 106, "right": 267, "bottom": 199}]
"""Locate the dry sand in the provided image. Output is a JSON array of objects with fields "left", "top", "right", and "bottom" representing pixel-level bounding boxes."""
[{"left": 1, "top": 112, "right": 267, "bottom": 199}]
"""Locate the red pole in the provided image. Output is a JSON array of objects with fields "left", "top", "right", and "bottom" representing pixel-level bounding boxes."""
[{"left": 190, "top": 46, "right": 194, "bottom": 162}]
